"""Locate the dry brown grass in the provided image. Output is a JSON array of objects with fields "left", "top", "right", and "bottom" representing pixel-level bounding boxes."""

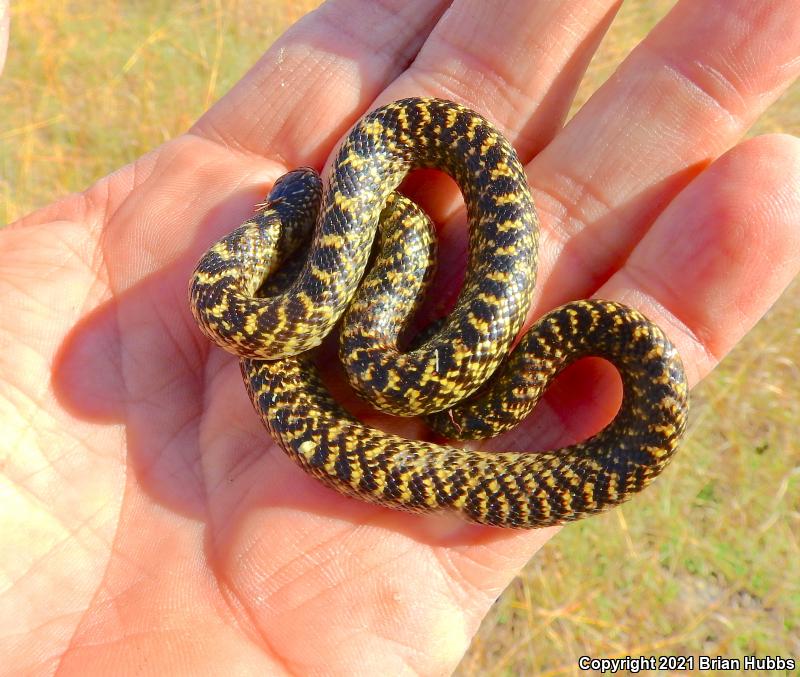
[{"left": 2, "top": 1, "right": 797, "bottom": 674}]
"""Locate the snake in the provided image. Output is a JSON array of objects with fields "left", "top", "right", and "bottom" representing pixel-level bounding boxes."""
[{"left": 188, "top": 97, "right": 689, "bottom": 528}]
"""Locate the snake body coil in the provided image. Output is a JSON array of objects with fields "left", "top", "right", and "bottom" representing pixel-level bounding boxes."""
[{"left": 189, "top": 98, "right": 689, "bottom": 528}]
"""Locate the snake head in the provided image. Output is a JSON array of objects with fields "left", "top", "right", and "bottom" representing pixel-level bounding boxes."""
[{"left": 262, "top": 167, "right": 323, "bottom": 212}]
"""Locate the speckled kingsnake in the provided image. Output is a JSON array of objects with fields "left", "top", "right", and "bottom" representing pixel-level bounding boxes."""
[{"left": 189, "top": 97, "right": 689, "bottom": 528}]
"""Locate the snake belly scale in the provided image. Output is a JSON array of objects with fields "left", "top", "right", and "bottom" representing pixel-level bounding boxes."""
[{"left": 189, "top": 97, "right": 689, "bottom": 528}]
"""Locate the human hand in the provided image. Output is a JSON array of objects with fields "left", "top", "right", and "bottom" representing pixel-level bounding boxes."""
[{"left": 2, "top": 1, "right": 799, "bottom": 674}]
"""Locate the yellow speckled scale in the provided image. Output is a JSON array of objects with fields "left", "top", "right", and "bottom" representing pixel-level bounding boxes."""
[{"left": 189, "top": 97, "right": 689, "bottom": 528}]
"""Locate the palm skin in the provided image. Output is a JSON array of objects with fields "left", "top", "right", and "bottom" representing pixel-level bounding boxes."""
[{"left": 2, "top": 0, "right": 800, "bottom": 674}]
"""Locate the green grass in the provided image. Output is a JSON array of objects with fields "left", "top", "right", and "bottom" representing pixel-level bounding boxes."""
[
  {"left": 2, "top": 1, "right": 798, "bottom": 674},
  {"left": 1, "top": 0, "right": 314, "bottom": 222}
]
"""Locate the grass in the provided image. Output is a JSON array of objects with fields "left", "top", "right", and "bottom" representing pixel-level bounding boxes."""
[
  {"left": 2, "top": 1, "right": 798, "bottom": 674},
  {"left": 1, "top": 0, "right": 316, "bottom": 222}
]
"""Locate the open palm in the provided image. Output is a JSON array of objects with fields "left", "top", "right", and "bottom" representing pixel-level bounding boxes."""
[{"left": 3, "top": 1, "right": 800, "bottom": 673}]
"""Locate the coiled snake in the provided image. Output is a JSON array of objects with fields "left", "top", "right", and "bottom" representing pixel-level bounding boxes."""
[{"left": 189, "top": 97, "right": 689, "bottom": 528}]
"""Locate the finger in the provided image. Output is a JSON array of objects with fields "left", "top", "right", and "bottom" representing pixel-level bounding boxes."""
[
  {"left": 528, "top": 0, "right": 800, "bottom": 308},
  {"left": 494, "top": 133, "right": 800, "bottom": 452},
  {"left": 372, "top": 0, "right": 622, "bottom": 263},
  {"left": 383, "top": 0, "right": 623, "bottom": 161},
  {"left": 606, "top": 133, "right": 800, "bottom": 385},
  {"left": 192, "top": 0, "right": 452, "bottom": 168}
]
